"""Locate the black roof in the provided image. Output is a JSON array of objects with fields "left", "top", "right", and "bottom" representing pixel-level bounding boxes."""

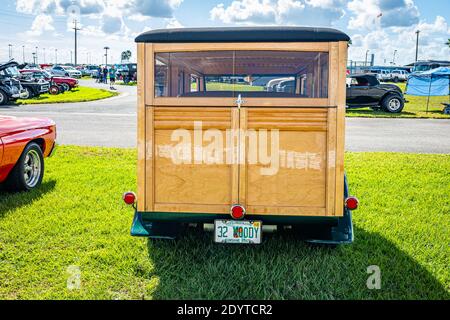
[{"left": 135, "top": 27, "right": 350, "bottom": 43}]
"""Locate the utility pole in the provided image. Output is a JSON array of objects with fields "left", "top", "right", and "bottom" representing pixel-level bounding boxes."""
[
  {"left": 22, "top": 45, "right": 25, "bottom": 63},
  {"left": 73, "top": 19, "right": 81, "bottom": 66},
  {"left": 364, "top": 50, "right": 370, "bottom": 67},
  {"left": 104, "top": 46, "right": 110, "bottom": 67},
  {"left": 392, "top": 50, "right": 397, "bottom": 65},
  {"left": 8, "top": 44, "right": 12, "bottom": 60},
  {"left": 35, "top": 46, "right": 38, "bottom": 65},
  {"left": 415, "top": 30, "right": 420, "bottom": 62}
]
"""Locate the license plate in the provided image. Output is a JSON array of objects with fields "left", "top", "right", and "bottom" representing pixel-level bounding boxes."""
[{"left": 214, "top": 220, "right": 262, "bottom": 244}]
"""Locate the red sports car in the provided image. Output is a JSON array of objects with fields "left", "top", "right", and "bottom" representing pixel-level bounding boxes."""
[
  {"left": 0, "top": 115, "right": 56, "bottom": 191},
  {"left": 19, "top": 69, "right": 78, "bottom": 92}
]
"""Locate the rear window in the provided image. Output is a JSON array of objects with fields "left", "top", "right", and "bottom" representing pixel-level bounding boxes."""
[{"left": 154, "top": 50, "right": 329, "bottom": 98}]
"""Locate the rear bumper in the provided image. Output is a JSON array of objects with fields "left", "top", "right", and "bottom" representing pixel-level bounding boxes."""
[{"left": 131, "top": 210, "right": 354, "bottom": 244}]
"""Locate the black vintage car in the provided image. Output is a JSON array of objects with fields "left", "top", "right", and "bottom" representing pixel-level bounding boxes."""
[
  {"left": 0, "top": 61, "right": 28, "bottom": 105},
  {"left": 116, "top": 63, "right": 137, "bottom": 84},
  {"left": 346, "top": 74, "right": 405, "bottom": 113},
  {"left": 18, "top": 71, "right": 50, "bottom": 99}
]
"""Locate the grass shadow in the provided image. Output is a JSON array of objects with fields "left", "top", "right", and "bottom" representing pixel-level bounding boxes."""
[
  {"left": 146, "top": 226, "right": 449, "bottom": 300},
  {"left": 0, "top": 180, "right": 56, "bottom": 218}
]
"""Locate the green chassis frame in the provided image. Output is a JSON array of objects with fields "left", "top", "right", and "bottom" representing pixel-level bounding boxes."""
[{"left": 130, "top": 176, "right": 354, "bottom": 245}]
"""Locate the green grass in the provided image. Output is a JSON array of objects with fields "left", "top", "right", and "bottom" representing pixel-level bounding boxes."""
[
  {"left": 0, "top": 146, "right": 448, "bottom": 299},
  {"left": 347, "top": 82, "right": 450, "bottom": 119},
  {"left": 116, "top": 81, "right": 137, "bottom": 86},
  {"left": 17, "top": 86, "right": 118, "bottom": 105},
  {"left": 190, "top": 82, "right": 264, "bottom": 92}
]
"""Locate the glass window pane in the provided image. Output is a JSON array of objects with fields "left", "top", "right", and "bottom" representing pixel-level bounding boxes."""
[
  {"left": 155, "top": 51, "right": 234, "bottom": 97},
  {"left": 234, "top": 51, "right": 328, "bottom": 98},
  {"left": 154, "top": 51, "right": 328, "bottom": 98}
]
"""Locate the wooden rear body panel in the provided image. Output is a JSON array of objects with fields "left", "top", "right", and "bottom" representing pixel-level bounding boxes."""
[{"left": 137, "top": 41, "right": 347, "bottom": 217}]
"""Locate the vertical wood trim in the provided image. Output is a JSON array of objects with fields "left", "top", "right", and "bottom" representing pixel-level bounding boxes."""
[
  {"left": 326, "top": 108, "right": 337, "bottom": 216},
  {"left": 145, "top": 44, "right": 154, "bottom": 106},
  {"left": 137, "top": 43, "right": 146, "bottom": 211},
  {"left": 326, "top": 42, "right": 339, "bottom": 216},
  {"left": 145, "top": 107, "right": 154, "bottom": 211},
  {"left": 334, "top": 41, "right": 348, "bottom": 217},
  {"left": 145, "top": 44, "right": 155, "bottom": 211},
  {"left": 239, "top": 107, "right": 248, "bottom": 206},
  {"left": 231, "top": 108, "right": 239, "bottom": 205}
]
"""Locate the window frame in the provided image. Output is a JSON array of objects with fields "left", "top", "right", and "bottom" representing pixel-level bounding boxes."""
[{"left": 147, "top": 42, "right": 338, "bottom": 107}]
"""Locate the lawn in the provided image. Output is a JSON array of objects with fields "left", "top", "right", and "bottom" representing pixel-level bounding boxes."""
[
  {"left": 0, "top": 146, "right": 448, "bottom": 300},
  {"left": 346, "top": 82, "right": 450, "bottom": 119},
  {"left": 16, "top": 86, "right": 118, "bottom": 105}
]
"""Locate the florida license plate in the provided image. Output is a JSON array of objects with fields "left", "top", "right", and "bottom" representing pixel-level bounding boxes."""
[{"left": 214, "top": 220, "right": 262, "bottom": 244}]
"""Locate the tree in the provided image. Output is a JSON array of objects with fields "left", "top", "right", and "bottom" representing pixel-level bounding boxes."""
[
  {"left": 121, "top": 50, "right": 132, "bottom": 63},
  {"left": 446, "top": 39, "right": 450, "bottom": 48}
]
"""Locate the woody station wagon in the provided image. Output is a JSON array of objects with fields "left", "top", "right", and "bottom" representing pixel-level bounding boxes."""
[{"left": 123, "top": 27, "right": 359, "bottom": 245}]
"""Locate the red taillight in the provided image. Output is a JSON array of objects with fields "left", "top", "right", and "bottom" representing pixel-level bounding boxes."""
[
  {"left": 345, "top": 196, "right": 359, "bottom": 210},
  {"left": 123, "top": 192, "right": 136, "bottom": 205},
  {"left": 230, "top": 205, "right": 245, "bottom": 220}
]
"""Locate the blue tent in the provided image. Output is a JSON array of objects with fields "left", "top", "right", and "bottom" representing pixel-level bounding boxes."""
[{"left": 406, "top": 67, "right": 450, "bottom": 96}]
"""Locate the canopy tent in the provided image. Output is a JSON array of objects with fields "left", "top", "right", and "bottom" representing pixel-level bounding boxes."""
[{"left": 406, "top": 67, "right": 450, "bottom": 113}]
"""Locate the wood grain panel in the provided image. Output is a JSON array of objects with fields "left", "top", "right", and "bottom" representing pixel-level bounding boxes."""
[
  {"left": 247, "top": 108, "right": 328, "bottom": 131},
  {"left": 334, "top": 41, "right": 348, "bottom": 217},
  {"left": 150, "top": 106, "right": 235, "bottom": 208},
  {"left": 242, "top": 108, "right": 328, "bottom": 215},
  {"left": 137, "top": 43, "right": 146, "bottom": 211},
  {"left": 153, "top": 97, "right": 330, "bottom": 107}
]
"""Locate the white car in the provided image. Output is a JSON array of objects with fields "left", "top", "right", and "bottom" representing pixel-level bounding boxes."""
[
  {"left": 390, "top": 70, "right": 409, "bottom": 82},
  {"left": 376, "top": 70, "right": 391, "bottom": 82},
  {"left": 52, "top": 65, "right": 82, "bottom": 78}
]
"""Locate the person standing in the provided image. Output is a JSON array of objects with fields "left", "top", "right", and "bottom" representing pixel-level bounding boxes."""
[
  {"left": 109, "top": 65, "right": 117, "bottom": 90},
  {"left": 96, "top": 65, "right": 102, "bottom": 83},
  {"left": 103, "top": 66, "right": 108, "bottom": 84}
]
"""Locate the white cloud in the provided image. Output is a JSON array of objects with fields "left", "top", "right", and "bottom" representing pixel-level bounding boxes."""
[
  {"left": 210, "top": 0, "right": 345, "bottom": 26},
  {"left": 349, "top": 16, "right": 450, "bottom": 65},
  {"left": 165, "top": 18, "right": 184, "bottom": 29},
  {"left": 347, "top": 0, "right": 419, "bottom": 30},
  {"left": 128, "top": 14, "right": 151, "bottom": 22},
  {"left": 26, "top": 14, "right": 56, "bottom": 36}
]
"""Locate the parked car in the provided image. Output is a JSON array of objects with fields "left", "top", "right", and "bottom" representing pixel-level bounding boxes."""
[
  {"left": 0, "top": 61, "right": 28, "bottom": 105},
  {"left": 390, "top": 69, "right": 409, "bottom": 82},
  {"left": 18, "top": 71, "right": 50, "bottom": 99},
  {"left": 20, "top": 69, "right": 78, "bottom": 92},
  {"left": 346, "top": 74, "right": 405, "bottom": 113},
  {"left": 81, "top": 65, "right": 99, "bottom": 77},
  {"left": 0, "top": 115, "right": 56, "bottom": 191},
  {"left": 116, "top": 63, "right": 137, "bottom": 84},
  {"left": 377, "top": 69, "right": 391, "bottom": 82},
  {"left": 125, "top": 26, "right": 358, "bottom": 245},
  {"left": 51, "top": 65, "right": 82, "bottom": 78}
]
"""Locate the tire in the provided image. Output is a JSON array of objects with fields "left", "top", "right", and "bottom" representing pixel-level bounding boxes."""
[
  {"left": 49, "top": 85, "right": 60, "bottom": 95},
  {"left": 0, "top": 89, "right": 7, "bottom": 105},
  {"left": 4, "top": 143, "right": 44, "bottom": 192},
  {"left": 23, "top": 87, "right": 34, "bottom": 99},
  {"left": 61, "top": 83, "right": 70, "bottom": 92},
  {"left": 381, "top": 95, "right": 404, "bottom": 113}
]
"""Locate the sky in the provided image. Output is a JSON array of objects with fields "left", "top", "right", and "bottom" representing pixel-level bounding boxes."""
[{"left": 0, "top": 0, "right": 449, "bottom": 66}]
